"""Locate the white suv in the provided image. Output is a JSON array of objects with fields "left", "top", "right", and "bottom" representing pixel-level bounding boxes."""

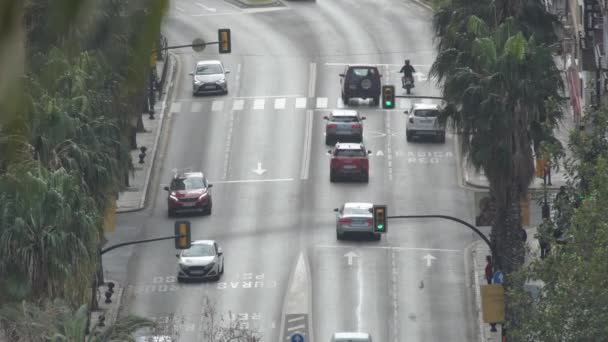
[{"left": 405, "top": 103, "right": 446, "bottom": 143}]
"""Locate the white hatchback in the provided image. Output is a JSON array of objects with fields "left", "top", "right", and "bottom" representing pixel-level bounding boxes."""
[{"left": 405, "top": 103, "right": 446, "bottom": 143}]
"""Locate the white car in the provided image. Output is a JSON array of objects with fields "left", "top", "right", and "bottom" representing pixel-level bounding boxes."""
[
  {"left": 406, "top": 103, "right": 446, "bottom": 143},
  {"left": 190, "top": 60, "right": 230, "bottom": 96},
  {"left": 176, "top": 240, "right": 224, "bottom": 281},
  {"left": 334, "top": 202, "right": 379, "bottom": 240}
]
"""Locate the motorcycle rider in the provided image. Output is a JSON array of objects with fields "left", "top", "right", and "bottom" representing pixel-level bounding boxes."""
[{"left": 400, "top": 59, "right": 416, "bottom": 88}]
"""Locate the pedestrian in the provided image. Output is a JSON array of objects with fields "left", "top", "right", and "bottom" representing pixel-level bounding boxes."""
[
  {"left": 519, "top": 227, "right": 527, "bottom": 242},
  {"left": 484, "top": 255, "right": 493, "bottom": 284},
  {"left": 538, "top": 219, "right": 552, "bottom": 259}
]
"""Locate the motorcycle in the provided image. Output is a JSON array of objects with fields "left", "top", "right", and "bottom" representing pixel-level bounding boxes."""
[{"left": 402, "top": 75, "right": 414, "bottom": 94}]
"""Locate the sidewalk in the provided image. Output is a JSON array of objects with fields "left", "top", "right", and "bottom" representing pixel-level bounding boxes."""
[
  {"left": 470, "top": 226, "right": 542, "bottom": 341},
  {"left": 116, "top": 55, "right": 175, "bottom": 213},
  {"left": 89, "top": 54, "right": 177, "bottom": 334}
]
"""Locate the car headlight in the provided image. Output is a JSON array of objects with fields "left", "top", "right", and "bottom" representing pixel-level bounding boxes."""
[
  {"left": 169, "top": 195, "right": 179, "bottom": 201},
  {"left": 178, "top": 263, "right": 188, "bottom": 271},
  {"left": 198, "top": 192, "right": 208, "bottom": 200},
  {"left": 194, "top": 79, "right": 203, "bottom": 84},
  {"left": 216, "top": 79, "right": 226, "bottom": 84}
]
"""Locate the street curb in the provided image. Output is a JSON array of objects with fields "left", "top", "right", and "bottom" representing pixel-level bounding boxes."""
[
  {"left": 116, "top": 54, "right": 177, "bottom": 214},
  {"left": 469, "top": 241, "right": 488, "bottom": 342},
  {"left": 225, "top": 0, "right": 284, "bottom": 9},
  {"left": 90, "top": 280, "right": 124, "bottom": 334}
]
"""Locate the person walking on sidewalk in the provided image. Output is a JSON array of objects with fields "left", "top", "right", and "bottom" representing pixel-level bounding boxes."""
[
  {"left": 484, "top": 255, "right": 493, "bottom": 284},
  {"left": 537, "top": 219, "right": 553, "bottom": 259}
]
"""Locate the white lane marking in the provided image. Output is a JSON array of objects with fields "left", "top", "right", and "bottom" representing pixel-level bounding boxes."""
[
  {"left": 191, "top": 102, "right": 204, "bottom": 113},
  {"left": 287, "top": 325, "right": 305, "bottom": 331},
  {"left": 196, "top": 2, "right": 217, "bottom": 12},
  {"left": 308, "top": 62, "right": 317, "bottom": 97},
  {"left": 170, "top": 102, "right": 182, "bottom": 113},
  {"left": 288, "top": 316, "right": 305, "bottom": 323},
  {"left": 295, "top": 97, "right": 307, "bottom": 109},
  {"left": 252, "top": 162, "right": 267, "bottom": 175},
  {"left": 234, "top": 94, "right": 303, "bottom": 99},
  {"left": 274, "top": 98, "right": 286, "bottom": 109},
  {"left": 233, "top": 99, "right": 244, "bottom": 110},
  {"left": 423, "top": 254, "right": 437, "bottom": 267},
  {"left": 356, "top": 249, "right": 363, "bottom": 330},
  {"left": 391, "top": 249, "right": 399, "bottom": 342},
  {"left": 211, "top": 178, "right": 294, "bottom": 184},
  {"left": 386, "top": 110, "right": 393, "bottom": 181},
  {"left": 324, "top": 62, "right": 431, "bottom": 67},
  {"left": 175, "top": 6, "right": 185, "bottom": 12},
  {"left": 300, "top": 110, "right": 313, "bottom": 180},
  {"left": 316, "top": 97, "right": 328, "bottom": 108},
  {"left": 253, "top": 99, "right": 265, "bottom": 110},
  {"left": 337, "top": 97, "right": 345, "bottom": 108},
  {"left": 222, "top": 63, "right": 240, "bottom": 180},
  {"left": 211, "top": 100, "right": 223, "bottom": 111},
  {"left": 315, "top": 244, "right": 462, "bottom": 252},
  {"left": 399, "top": 98, "right": 410, "bottom": 109},
  {"left": 344, "top": 251, "right": 358, "bottom": 266}
]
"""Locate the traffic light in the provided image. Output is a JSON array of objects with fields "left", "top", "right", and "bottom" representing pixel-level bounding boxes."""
[
  {"left": 174, "top": 221, "right": 191, "bottom": 249},
  {"left": 372, "top": 205, "right": 387, "bottom": 233},
  {"left": 218, "top": 29, "right": 231, "bottom": 54},
  {"left": 382, "top": 85, "right": 395, "bottom": 109}
]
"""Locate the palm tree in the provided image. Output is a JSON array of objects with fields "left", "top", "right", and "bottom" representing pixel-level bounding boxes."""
[
  {"left": 0, "top": 298, "right": 154, "bottom": 341},
  {"left": 432, "top": 15, "right": 564, "bottom": 273}
]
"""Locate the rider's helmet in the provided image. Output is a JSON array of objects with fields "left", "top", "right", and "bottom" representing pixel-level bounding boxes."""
[{"left": 404, "top": 59, "right": 410, "bottom": 65}]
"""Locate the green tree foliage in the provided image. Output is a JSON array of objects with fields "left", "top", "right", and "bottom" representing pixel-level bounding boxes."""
[
  {"left": 509, "top": 107, "right": 608, "bottom": 340},
  {"left": 0, "top": 0, "right": 168, "bottom": 315},
  {"left": 0, "top": 299, "right": 154, "bottom": 342}
]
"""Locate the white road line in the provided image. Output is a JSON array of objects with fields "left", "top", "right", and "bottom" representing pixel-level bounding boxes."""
[
  {"left": 295, "top": 97, "right": 307, "bottom": 109},
  {"left": 253, "top": 99, "right": 265, "bottom": 110},
  {"left": 222, "top": 63, "right": 240, "bottom": 180},
  {"left": 196, "top": 2, "right": 217, "bottom": 12},
  {"left": 170, "top": 102, "right": 182, "bottom": 113},
  {"left": 386, "top": 110, "right": 393, "bottom": 181},
  {"left": 314, "top": 244, "right": 462, "bottom": 252},
  {"left": 232, "top": 99, "right": 244, "bottom": 110},
  {"left": 274, "top": 98, "right": 286, "bottom": 109},
  {"left": 288, "top": 316, "right": 305, "bottom": 323},
  {"left": 234, "top": 94, "right": 303, "bottom": 99},
  {"left": 287, "top": 325, "right": 305, "bottom": 331},
  {"left": 324, "top": 62, "right": 431, "bottom": 67},
  {"left": 316, "top": 97, "right": 328, "bottom": 108},
  {"left": 391, "top": 249, "right": 399, "bottom": 342},
  {"left": 211, "top": 100, "right": 223, "bottom": 111},
  {"left": 356, "top": 253, "right": 363, "bottom": 331},
  {"left": 308, "top": 62, "right": 317, "bottom": 97},
  {"left": 336, "top": 97, "right": 345, "bottom": 108},
  {"left": 300, "top": 110, "right": 313, "bottom": 180},
  {"left": 211, "top": 178, "right": 294, "bottom": 184},
  {"left": 191, "top": 102, "right": 204, "bottom": 113}
]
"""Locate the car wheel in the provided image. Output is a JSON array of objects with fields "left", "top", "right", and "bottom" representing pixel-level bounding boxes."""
[
  {"left": 337, "top": 231, "right": 344, "bottom": 240},
  {"left": 220, "top": 261, "right": 224, "bottom": 275},
  {"left": 438, "top": 134, "right": 446, "bottom": 143},
  {"left": 372, "top": 96, "right": 379, "bottom": 106},
  {"left": 177, "top": 276, "right": 183, "bottom": 283},
  {"left": 406, "top": 131, "right": 413, "bottom": 142},
  {"left": 205, "top": 205, "right": 212, "bottom": 215},
  {"left": 362, "top": 172, "right": 369, "bottom": 183},
  {"left": 330, "top": 171, "right": 337, "bottom": 182},
  {"left": 168, "top": 208, "right": 175, "bottom": 218},
  {"left": 342, "top": 95, "right": 349, "bottom": 104},
  {"left": 325, "top": 136, "right": 333, "bottom": 146}
]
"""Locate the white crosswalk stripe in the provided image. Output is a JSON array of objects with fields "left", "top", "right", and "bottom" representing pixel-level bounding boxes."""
[
  {"left": 295, "top": 97, "right": 307, "bottom": 109},
  {"left": 170, "top": 102, "right": 182, "bottom": 113},
  {"left": 253, "top": 98, "right": 265, "bottom": 110},
  {"left": 316, "top": 97, "right": 328, "bottom": 108},
  {"left": 233, "top": 99, "right": 244, "bottom": 111},
  {"left": 399, "top": 98, "right": 411, "bottom": 109},
  {"left": 274, "top": 98, "right": 286, "bottom": 109},
  {"left": 191, "top": 102, "right": 204, "bottom": 113},
  {"left": 211, "top": 100, "right": 224, "bottom": 111}
]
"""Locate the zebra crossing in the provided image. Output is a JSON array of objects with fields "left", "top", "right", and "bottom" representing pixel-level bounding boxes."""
[{"left": 170, "top": 96, "right": 439, "bottom": 114}]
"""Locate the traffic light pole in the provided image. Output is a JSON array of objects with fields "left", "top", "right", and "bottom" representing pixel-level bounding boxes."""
[
  {"left": 387, "top": 214, "right": 496, "bottom": 266},
  {"left": 158, "top": 42, "right": 219, "bottom": 51},
  {"left": 101, "top": 235, "right": 181, "bottom": 255}
]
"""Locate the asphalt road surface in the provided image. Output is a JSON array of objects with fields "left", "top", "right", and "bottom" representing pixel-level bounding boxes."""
[{"left": 104, "top": 0, "right": 480, "bottom": 341}]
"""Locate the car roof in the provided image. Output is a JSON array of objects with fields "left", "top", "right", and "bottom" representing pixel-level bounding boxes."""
[
  {"left": 332, "top": 332, "right": 372, "bottom": 339},
  {"left": 412, "top": 103, "right": 440, "bottom": 110},
  {"left": 174, "top": 172, "right": 205, "bottom": 179},
  {"left": 330, "top": 110, "right": 359, "bottom": 117},
  {"left": 346, "top": 64, "right": 379, "bottom": 69},
  {"left": 191, "top": 240, "right": 215, "bottom": 246},
  {"left": 196, "top": 60, "right": 222, "bottom": 66},
  {"left": 335, "top": 142, "right": 365, "bottom": 150},
  {"left": 344, "top": 202, "right": 373, "bottom": 209}
]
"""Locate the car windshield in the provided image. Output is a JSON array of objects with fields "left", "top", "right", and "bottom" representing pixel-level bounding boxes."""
[
  {"left": 350, "top": 67, "right": 376, "bottom": 78},
  {"left": 170, "top": 177, "right": 205, "bottom": 190},
  {"left": 344, "top": 207, "right": 371, "bottom": 215},
  {"left": 335, "top": 149, "right": 366, "bottom": 157},
  {"left": 414, "top": 109, "right": 439, "bottom": 118},
  {"left": 331, "top": 116, "right": 359, "bottom": 122},
  {"left": 196, "top": 64, "right": 223, "bottom": 75},
  {"left": 182, "top": 244, "right": 215, "bottom": 257}
]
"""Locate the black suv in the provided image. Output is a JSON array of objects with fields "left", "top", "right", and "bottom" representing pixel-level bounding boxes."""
[{"left": 340, "top": 65, "right": 382, "bottom": 106}]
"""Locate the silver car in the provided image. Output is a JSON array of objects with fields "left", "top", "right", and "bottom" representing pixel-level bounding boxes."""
[
  {"left": 324, "top": 110, "right": 366, "bottom": 145},
  {"left": 334, "top": 202, "right": 380, "bottom": 240},
  {"left": 176, "top": 240, "right": 224, "bottom": 281},
  {"left": 190, "top": 60, "right": 230, "bottom": 96},
  {"left": 406, "top": 103, "right": 446, "bottom": 143}
]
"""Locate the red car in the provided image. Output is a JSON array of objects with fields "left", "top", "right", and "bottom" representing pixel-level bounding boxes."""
[
  {"left": 329, "top": 143, "right": 372, "bottom": 182},
  {"left": 164, "top": 172, "right": 213, "bottom": 217}
]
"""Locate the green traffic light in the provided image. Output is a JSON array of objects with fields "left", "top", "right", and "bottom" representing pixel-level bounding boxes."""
[
  {"left": 377, "top": 224, "right": 384, "bottom": 230},
  {"left": 385, "top": 101, "right": 392, "bottom": 106}
]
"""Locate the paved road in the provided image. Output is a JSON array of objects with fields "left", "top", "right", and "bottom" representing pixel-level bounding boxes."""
[{"left": 105, "top": 0, "right": 479, "bottom": 341}]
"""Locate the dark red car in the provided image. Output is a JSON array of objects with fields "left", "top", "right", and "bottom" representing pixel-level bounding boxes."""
[
  {"left": 329, "top": 143, "right": 372, "bottom": 183},
  {"left": 164, "top": 172, "right": 213, "bottom": 217}
]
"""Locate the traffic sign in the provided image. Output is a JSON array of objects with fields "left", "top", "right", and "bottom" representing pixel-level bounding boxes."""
[{"left": 291, "top": 333, "right": 304, "bottom": 342}]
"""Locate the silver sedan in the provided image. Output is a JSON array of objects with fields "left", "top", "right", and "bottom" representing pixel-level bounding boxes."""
[
  {"left": 176, "top": 240, "right": 224, "bottom": 281},
  {"left": 190, "top": 60, "right": 230, "bottom": 96},
  {"left": 334, "top": 202, "right": 380, "bottom": 240},
  {"left": 324, "top": 110, "right": 366, "bottom": 145}
]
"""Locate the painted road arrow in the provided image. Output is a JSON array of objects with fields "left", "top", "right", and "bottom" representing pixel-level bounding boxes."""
[
  {"left": 252, "top": 162, "right": 267, "bottom": 175},
  {"left": 344, "top": 251, "right": 359, "bottom": 266},
  {"left": 423, "top": 254, "right": 436, "bottom": 267}
]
